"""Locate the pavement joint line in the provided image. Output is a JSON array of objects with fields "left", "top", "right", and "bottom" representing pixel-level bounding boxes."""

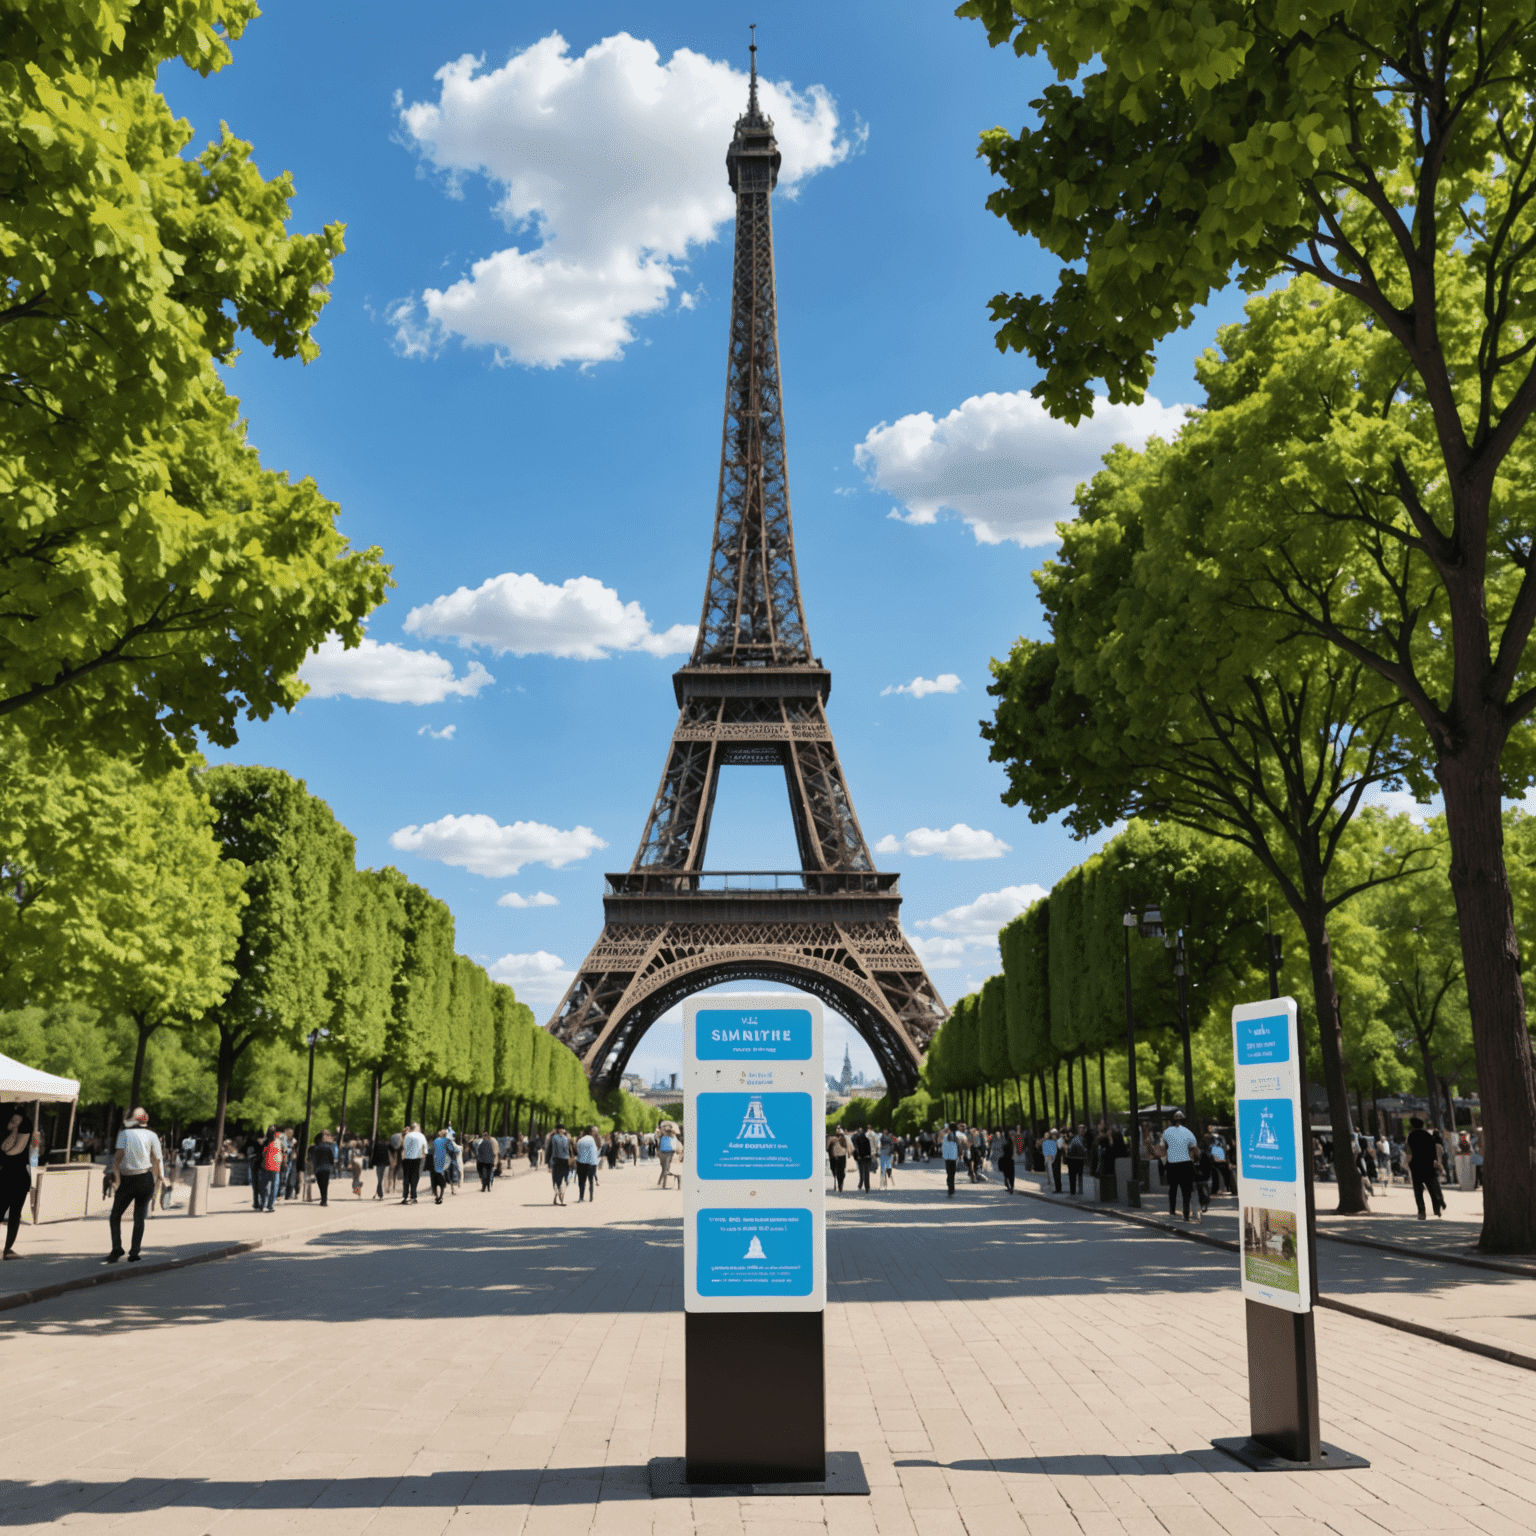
[{"left": 1007, "top": 1181, "right": 1536, "bottom": 1374}]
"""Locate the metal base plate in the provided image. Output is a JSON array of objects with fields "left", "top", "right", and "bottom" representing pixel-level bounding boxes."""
[
  {"left": 1212, "top": 1437, "right": 1370, "bottom": 1472},
  {"left": 648, "top": 1451, "right": 870, "bottom": 1498}
]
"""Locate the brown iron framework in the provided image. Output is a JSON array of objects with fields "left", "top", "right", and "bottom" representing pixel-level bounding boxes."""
[{"left": 547, "top": 50, "right": 948, "bottom": 1096}]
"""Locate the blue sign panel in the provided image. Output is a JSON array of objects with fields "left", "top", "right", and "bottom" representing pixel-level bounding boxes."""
[
  {"left": 697, "top": 1092, "right": 813, "bottom": 1180},
  {"left": 1238, "top": 1096, "right": 1298, "bottom": 1184},
  {"left": 695, "top": 1008, "right": 813, "bottom": 1061},
  {"left": 696, "top": 1208, "right": 814, "bottom": 1297},
  {"left": 1234, "top": 1012, "right": 1290, "bottom": 1066}
]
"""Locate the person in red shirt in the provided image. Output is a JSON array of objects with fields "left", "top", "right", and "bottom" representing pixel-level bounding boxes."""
[{"left": 259, "top": 1127, "right": 283, "bottom": 1213}]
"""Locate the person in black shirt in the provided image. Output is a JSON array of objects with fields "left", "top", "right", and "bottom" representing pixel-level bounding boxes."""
[
  {"left": 1405, "top": 1116, "right": 1446, "bottom": 1219},
  {"left": 851, "top": 1127, "right": 874, "bottom": 1192}
]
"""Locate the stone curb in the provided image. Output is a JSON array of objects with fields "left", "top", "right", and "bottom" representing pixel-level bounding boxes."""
[{"left": 1009, "top": 1183, "right": 1536, "bottom": 1374}]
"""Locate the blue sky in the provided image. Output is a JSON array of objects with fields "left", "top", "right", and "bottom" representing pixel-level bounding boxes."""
[{"left": 171, "top": 3, "right": 1250, "bottom": 1085}]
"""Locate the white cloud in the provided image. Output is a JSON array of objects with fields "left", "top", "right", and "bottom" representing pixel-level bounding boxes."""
[
  {"left": 497, "top": 890, "right": 559, "bottom": 908},
  {"left": 394, "top": 32, "right": 850, "bottom": 367},
  {"left": 300, "top": 637, "right": 494, "bottom": 705},
  {"left": 881, "top": 673, "right": 961, "bottom": 699},
  {"left": 405, "top": 572, "right": 695, "bottom": 661},
  {"left": 918, "top": 883, "right": 1048, "bottom": 937},
  {"left": 417, "top": 723, "right": 458, "bottom": 741},
  {"left": 1367, "top": 787, "right": 1439, "bottom": 826},
  {"left": 488, "top": 951, "right": 575, "bottom": 1005},
  {"left": 908, "top": 882, "right": 1048, "bottom": 972},
  {"left": 389, "top": 814, "right": 607, "bottom": 877},
  {"left": 874, "top": 824, "right": 1012, "bottom": 861},
  {"left": 854, "top": 390, "right": 1191, "bottom": 546}
]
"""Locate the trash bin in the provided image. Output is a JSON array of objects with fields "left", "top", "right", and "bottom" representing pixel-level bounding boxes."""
[
  {"left": 187, "top": 1163, "right": 214, "bottom": 1216},
  {"left": 1454, "top": 1152, "right": 1473, "bottom": 1189}
]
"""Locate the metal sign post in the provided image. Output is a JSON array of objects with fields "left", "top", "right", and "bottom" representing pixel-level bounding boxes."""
[
  {"left": 681, "top": 994, "right": 826, "bottom": 1485},
  {"left": 1213, "top": 997, "right": 1367, "bottom": 1472}
]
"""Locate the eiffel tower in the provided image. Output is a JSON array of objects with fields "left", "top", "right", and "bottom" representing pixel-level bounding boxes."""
[{"left": 547, "top": 44, "right": 947, "bottom": 1097}]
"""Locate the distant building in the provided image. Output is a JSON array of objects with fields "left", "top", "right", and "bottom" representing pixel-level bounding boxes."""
[{"left": 839, "top": 1045, "right": 853, "bottom": 1096}]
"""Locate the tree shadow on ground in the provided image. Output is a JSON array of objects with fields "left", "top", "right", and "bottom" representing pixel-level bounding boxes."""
[
  {"left": 894, "top": 1452, "right": 1230, "bottom": 1476},
  {"left": 0, "top": 1468, "right": 652, "bottom": 1524}
]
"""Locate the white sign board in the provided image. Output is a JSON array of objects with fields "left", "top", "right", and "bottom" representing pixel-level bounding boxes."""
[
  {"left": 1231, "top": 996, "right": 1311, "bottom": 1314},
  {"left": 683, "top": 993, "right": 826, "bottom": 1313}
]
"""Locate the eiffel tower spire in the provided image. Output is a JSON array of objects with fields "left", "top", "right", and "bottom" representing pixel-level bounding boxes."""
[{"left": 547, "top": 48, "right": 948, "bottom": 1097}]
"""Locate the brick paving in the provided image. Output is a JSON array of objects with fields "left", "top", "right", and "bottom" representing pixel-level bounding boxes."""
[{"left": 3, "top": 1156, "right": 1535, "bottom": 1534}]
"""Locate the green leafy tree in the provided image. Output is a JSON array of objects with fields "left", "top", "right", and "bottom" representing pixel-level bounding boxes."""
[
  {"left": 0, "top": 0, "right": 388, "bottom": 759},
  {"left": 961, "top": 0, "right": 1536, "bottom": 1251},
  {"left": 0, "top": 736, "right": 245, "bottom": 1103},
  {"left": 984, "top": 431, "right": 1427, "bottom": 1210},
  {"left": 1000, "top": 898, "right": 1054, "bottom": 1127},
  {"left": 199, "top": 765, "right": 353, "bottom": 1163}
]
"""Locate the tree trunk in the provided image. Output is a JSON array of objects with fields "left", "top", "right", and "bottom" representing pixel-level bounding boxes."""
[
  {"left": 339, "top": 1060, "right": 351, "bottom": 1138},
  {"left": 404, "top": 1077, "right": 416, "bottom": 1127},
  {"left": 1065, "top": 1056, "right": 1076, "bottom": 1128},
  {"left": 438, "top": 1083, "right": 448, "bottom": 1125},
  {"left": 1416, "top": 1033, "right": 1441, "bottom": 1129},
  {"left": 1052, "top": 1062, "right": 1061, "bottom": 1127},
  {"left": 1027, "top": 1074, "right": 1037, "bottom": 1131},
  {"left": 209, "top": 1031, "right": 236, "bottom": 1172},
  {"left": 370, "top": 1067, "right": 383, "bottom": 1144},
  {"left": 1298, "top": 900, "right": 1370, "bottom": 1214},
  {"left": 1081, "top": 1051, "right": 1090, "bottom": 1128},
  {"left": 1438, "top": 749, "right": 1536, "bottom": 1251},
  {"left": 1099, "top": 1050, "right": 1108, "bottom": 1124},
  {"left": 128, "top": 1013, "right": 162, "bottom": 1111}
]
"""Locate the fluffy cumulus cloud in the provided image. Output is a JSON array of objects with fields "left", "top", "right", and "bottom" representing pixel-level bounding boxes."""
[
  {"left": 405, "top": 572, "right": 695, "bottom": 661},
  {"left": 910, "top": 882, "right": 1048, "bottom": 970},
  {"left": 881, "top": 673, "right": 961, "bottom": 699},
  {"left": 389, "top": 814, "right": 607, "bottom": 877},
  {"left": 300, "top": 637, "right": 493, "bottom": 705},
  {"left": 488, "top": 950, "right": 575, "bottom": 1005},
  {"left": 854, "top": 390, "right": 1190, "bottom": 546},
  {"left": 497, "top": 890, "right": 559, "bottom": 908},
  {"left": 874, "top": 824, "right": 1012, "bottom": 861},
  {"left": 393, "top": 32, "right": 851, "bottom": 367}
]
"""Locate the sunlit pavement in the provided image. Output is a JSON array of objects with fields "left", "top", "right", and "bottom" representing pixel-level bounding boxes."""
[{"left": 3, "top": 1156, "right": 1533, "bottom": 1535}]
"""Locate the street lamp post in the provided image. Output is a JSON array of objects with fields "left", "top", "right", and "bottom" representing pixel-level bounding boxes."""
[
  {"left": 1172, "top": 928, "right": 1195, "bottom": 1123},
  {"left": 1122, "top": 901, "right": 1164, "bottom": 1203},
  {"left": 298, "top": 1027, "right": 330, "bottom": 1159}
]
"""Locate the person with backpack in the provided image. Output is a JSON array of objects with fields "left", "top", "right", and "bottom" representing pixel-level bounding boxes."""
[
  {"left": 547, "top": 1124, "right": 572, "bottom": 1206},
  {"left": 827, "top": 1129, "right": 851, "bottom": 1193},
  {"left": 878, "top": 1129, "right": 896, "bottom": 1189},
  {"left": 851, "top": 1126, "right": 875, "bottom": 1192},
  {"left": 475, "top": 1131, "right": 498, "bottom": 1192}
]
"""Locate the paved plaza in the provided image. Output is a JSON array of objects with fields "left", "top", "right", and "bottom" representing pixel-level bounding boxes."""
[{"left": 4, "top": 1158, "right": 1535, "bottom": 1535}]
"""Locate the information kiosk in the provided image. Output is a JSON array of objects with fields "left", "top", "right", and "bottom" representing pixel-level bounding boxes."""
[
  {"left": 1214, "top": 997, "right": 1366, "bottom": 1471},
  {"left": 682, "top": 994, "right": 826, "bottom": 1485}
]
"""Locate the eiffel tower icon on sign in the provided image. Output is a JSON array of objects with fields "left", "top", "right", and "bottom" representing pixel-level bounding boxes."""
[
  {"left": 738, "top": 1096, "right": 773, "bottom": 1140},
  {"left": 745, "top": 1236, "right": 766, "bottom": 1260},
  {"left": 1256, "top": 1107, "right": 1281, "bottom": 1150}
]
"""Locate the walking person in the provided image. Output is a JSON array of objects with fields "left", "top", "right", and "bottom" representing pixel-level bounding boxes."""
[
  {"left": 878, "top": 1129, "right": 895, "bottom": 1189},
  {"left": 399, "top": 1122, "right": 427, "bottom": 1204},
  {"left": 257, "top": 1127, "right": 282, "bottom": 1212},
  {"left": 575, "top": 1125, "right": 600, "bottom": 1202},
  {"left": 547, "top": 1124, "right": 572, "bottom": 1206},
  {"left": 941, "top": 1123, "right": 960, "bottom": 1198},
  {"left": 997, "top": 1128, "right": 1016, "bottom": 1193},
  {"left": 851, "top": 1125, "right": 874, "bottom": 1192},
  {"left": 387, "top": 1126, "right": 403, "bottom": 1194},
  {"left": 1041, "top": 1128, "right": 1061, "bottom": 1193},
  {"left": 475, "top": 1131, "right": 497, "bottom": 1191},
  {"left": 827, "top": 1129, "right": 850, "bottom": 1193},
  {"left": 1406, "top": 1116, "right": 1447, "bottom": 1219},
  {"left": 656, "top": 1124, "right": 677, "bottom": 1187},
  {"left": 1161, "top": 1109, "right": 1200, "bottom": 1222},
  {"left": 444, "top": 1126, "right": 462, "bottom": 1196},
  {"left": 1066, "top": 1126, "right": 1087, "bottom": 1196},
  {"left": 105, "top": 1108, "right": 163, "bottom": 1264},
  {"left": 429, "top": 1128, "right": 453, "bottom": 1204},
  {"left": 1, "top": 1111, "right": 33, "bottom": 1260},
  {"left": 371, "top": 1130, "right": 393, "bottom": 1198},
  {"left": 308, "top": 1130, "right": 336, "bottom": 1206}
]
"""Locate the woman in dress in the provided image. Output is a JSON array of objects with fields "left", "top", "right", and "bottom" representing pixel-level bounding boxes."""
[{"left": 1, "top": 1111, "right": 32, "bottom": 1259}]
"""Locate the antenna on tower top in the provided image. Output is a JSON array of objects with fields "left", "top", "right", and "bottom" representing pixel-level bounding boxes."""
[{"left": 748, "top": 23, "right": 760, "bottom": 115}]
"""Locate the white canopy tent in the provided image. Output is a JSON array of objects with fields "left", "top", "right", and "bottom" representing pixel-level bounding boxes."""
[{"left": 0, "top": 1052, "right": 79, "bottom": 1104}]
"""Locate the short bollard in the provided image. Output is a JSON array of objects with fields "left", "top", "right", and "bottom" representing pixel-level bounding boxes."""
[{"left": 187, "top": 1163, "right": 213, "bottom": 1217}]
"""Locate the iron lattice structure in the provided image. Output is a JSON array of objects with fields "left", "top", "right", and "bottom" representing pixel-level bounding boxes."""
[{"left": 548, "top": 56, "right": 948, "bottom": 1097}]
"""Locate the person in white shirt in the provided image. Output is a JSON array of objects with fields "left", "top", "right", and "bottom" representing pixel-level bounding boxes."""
[
  {"left": 1040, "top": 1130, "right": 1061, "bottom": 1193},
  {"left": 1161, "top": 1110, "right": 1201, "bottom": 1222},
  {"left": 941, "top": 1124, "right": 960, "bottom": 1199},
  {"left": 107, "top": 1108, "right": 164, "bottom": 1263},
  {"left": 575, "top": 1126, "right": 601, "bottom": 1203},
  {"left": 399, "top": 1123, "right": 428, "bottom": 1205}
]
